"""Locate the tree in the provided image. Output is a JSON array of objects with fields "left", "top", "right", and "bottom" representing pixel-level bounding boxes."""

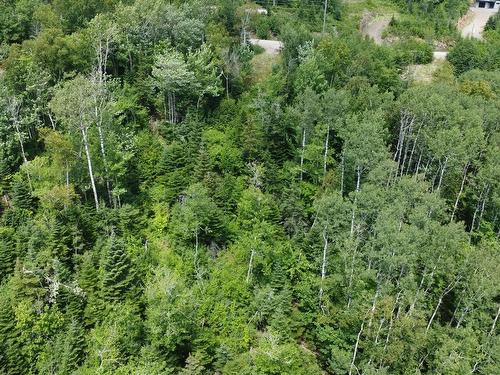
[
  {"left": 151, "top": 48, "right": 196, "bottom": 124},
  {"left": 101, "top": 235, "right": 139, "bottom": 303},
  {"left": 50, "top": 76, "right": 101, "bottom": 210},
  {"left": 0, "top": 227, "right": 16, "bottom": 283},
  {"left": 448, "top": 39, "right": 488, "bottom": 76},
  {"left": 10, "top": 177, "right": 33, "bottom": 210}
]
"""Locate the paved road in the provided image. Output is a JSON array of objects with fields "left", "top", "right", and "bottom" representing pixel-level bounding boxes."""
[
  {"left": 461, "top": 8, "right": 497, "bottom": 39},
  {"left": 249, "top": 39, "right": 283, "bottom": 55}
]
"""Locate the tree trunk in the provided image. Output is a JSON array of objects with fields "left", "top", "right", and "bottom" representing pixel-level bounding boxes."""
[
  {"left": 322, "top": 0, "right": 328, "bottom": 33},
  {"left": 374, "top": 318, "right": 385, "bottom": 345},
  {"left": 349, "top": 319, "right": 365, "bottom": 375},
  {"left": 167, "top": 92, "right": 176, "bottom": 124},
  {"left": 405, "top": 127, "right": 420, "bottom": 175},
  {"left": 489, "top": 304, "right": 500, "bottom": 336},
  {"left": 477, "top": 184, "right": 490, "bottom": 229},
  {"left": 414, "top": 149, "right": 423, "bottom": 177},
  {"left": 194, "top": 227, "right": 200, "bottom": 276},
  {"left": 470, "top": 184, "right": 488, "bottom": 235},
  {"left": 350, "top": 166, "right": 361, "bottom": 236},
  {"left": 426, "top": 279, "right": 458, "bottom": 333},
  {"left": 319, "top": 228, "right": 329, "bottom": 306},
  {"left": 65, "top": 162, "right": 69, "bottom": 187},
  {"left": 246, "top": 246, "right": 255, "bottom": 283},
  {"left": 347, "top": 243, "right": 357, "bottom": 309},
  {"left": 436, "top": 156, "right": 448, "bottom": 192},
  {"left": 383, "top": 290, "right": 401, "bottom": 351},
  {"left": 81, "top": 126, "right": 99, "bottom": 210},
  {"left": 450, "top": 161, "right": 469, "bottom": 222},
  {"left": 97, "top": 125, "right": 113, "bottom": 207},
  {"left": 324, "top": 124, "right": 330, "bottom": 177},
  {"left": 422, "top": 156, "right": 434, "bottom": 181},
  {"left": 368, "top": 287, "right": 379, "bottom": 328},
  {"left": 300, "top": 128, "right": 306, "bottom": 181},
  {"left": 340, "top": 150, "right": 344, "bottom": 194},
  {"left": 13, "top": 121, "right": 28, "bottom": 164},
  {"left": 48, "top": 112, "right": 56, "bottom": 130}
]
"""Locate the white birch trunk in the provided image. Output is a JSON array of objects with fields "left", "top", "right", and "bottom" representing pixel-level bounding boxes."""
[
  {"left": 426, "top": 279, "right": 458, "bottom": 333},
  {"left": 450, "top": 161, "right": 469, "bottom": 222},
  {"left": 300, "top": 128, "right": 306, "bottom": 181},
  {"left": 322, "top": 0, "right": 328, "bottom": 33},
  {"left": 489, "top": 304, "right": 500, "bottom": 336},
  {"left": 436, "top": 156, "right": 448, "bottom": 192},
  {"left": 81, "top": 126, "right": 99, "bottom": 210},
  {"left": 350, "top": 166, "right": 361, "bottom": 236},
  {"left": 246, "top": 239, "right": 256, "bottom": 284},
  {"left": 349, "top": 320, "right": 365, "bottom": 375},
  {"left": 323, "top": 124, "right": 330, "bottom": 177},
  {"left": 319, "top": 229, "right": 328, "bottom": 304}
]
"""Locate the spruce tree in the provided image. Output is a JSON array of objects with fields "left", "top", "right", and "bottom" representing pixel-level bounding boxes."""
[
  {"left": 0, "top": 227, "right": 15, "bottom": 283},
  {"left": 59, "top": 319, "right": 86, "bottom": 374},
  {"left": 0, "top": 155, "right": 11, "bottom": 196},
  {"left": 0, "top": 290, "right": 27, "bottom": 374},
  {"left": 101, "top": 237, "right": 138, "bottom": 303},
  {"left": 10, "top": 178, "right": 33, "bottom": 210},
  {"left": 79, "top": 252, "right": 104, "bottom": 325}
]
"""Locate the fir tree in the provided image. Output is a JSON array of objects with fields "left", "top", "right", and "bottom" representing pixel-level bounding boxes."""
[
  {"left": 10, "top": 178, "right": 33, "bottom": 210},
  {"left": 101, "top": 236, "right": 138, "bottom": 303},
  {"left": 59, "top": 319, "right": 86, "bottom": 374},
  {"left": 0, "top": 227, "right": 15, "bottom": 283},
  {"left": 0, "top": 290, "right": 27, "bottom": 374},
  {"left": 79, "top": 252, "right": 104, "bottom": 325}
]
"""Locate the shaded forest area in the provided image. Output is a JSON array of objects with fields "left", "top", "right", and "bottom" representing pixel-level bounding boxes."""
[{"left": 0, "top": 0, "right": 499, "bottom": 374}]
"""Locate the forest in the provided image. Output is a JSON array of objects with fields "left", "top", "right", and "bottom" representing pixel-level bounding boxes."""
[{"left": 0, "top": 0, "right": 499, "bottom": 374}]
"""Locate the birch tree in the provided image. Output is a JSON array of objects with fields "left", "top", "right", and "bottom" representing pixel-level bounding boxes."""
[
  {"left": 49, "top": 76, "right": 100, "bottom": 210},
  {"left": 151, "top": 48, "right": 196, "bottom": 124}
]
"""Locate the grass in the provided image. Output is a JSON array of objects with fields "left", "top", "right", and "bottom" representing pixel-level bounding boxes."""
[{"left": 251, "top": 52, "right": 281, "bottom": 83}]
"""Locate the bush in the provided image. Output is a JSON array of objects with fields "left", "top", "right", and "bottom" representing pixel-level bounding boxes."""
[
  {"left": 255, "top": 17, "right": 270, "bottom": 39},
  {"left": 394, "top": 39, "right": 434, "bottom": 67},
  {"left": 447, "top": 39, "right": 488, "bottom": 75},
  {"left": 484, "top": 12, "right": 500, "bottom": 32}
]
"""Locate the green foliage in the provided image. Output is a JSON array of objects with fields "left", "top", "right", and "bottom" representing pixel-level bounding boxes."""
[
  {"left": 0, "top": 0, "right": 498, "bottom": 373},
  {"left": 448, "top": 38, "right": 489, "bottom": 75}
]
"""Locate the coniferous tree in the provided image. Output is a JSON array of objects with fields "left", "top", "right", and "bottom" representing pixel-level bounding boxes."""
[
  {"left": 101, "top": 236, "right": 138, "bottom": 303},
  {"left": 0, "top": 227, "right": 15, "bottom": 283},
  {"left": 10, "top": 178, "right": 33, "bottom": 210},
  {"left": 59, "top": 319, "right": 86, "bottom": 374},
  {"left": 0, "top": 289, "right": 26, "bottom": 374}
]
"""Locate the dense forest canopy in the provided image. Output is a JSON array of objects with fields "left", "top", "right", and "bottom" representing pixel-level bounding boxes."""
[{"left": 0, "top": 0, "right": 499, "bottom": 374}]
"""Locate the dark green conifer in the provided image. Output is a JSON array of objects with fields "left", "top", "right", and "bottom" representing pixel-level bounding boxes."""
[
  {"left": 101, "top": 236, "right": 138, "bottom": 303},
  {"left": 10, "top": 178, "right": 33, "bottom": 210},
  {"left": 0, "top": 290, "right": 27, "bottom": 374},
  {"left": 59, "top": 319, "right": 86, "bottom": 373},
  {"left": 0, "top": 227, "right": 15, "bottom": 283}
]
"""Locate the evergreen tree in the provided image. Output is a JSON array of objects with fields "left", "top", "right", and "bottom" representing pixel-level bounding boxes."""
[
  {"left": 59, "top": 319, "right": 86, "bottom": 374},
  {"left": 10, "top": 178, "right": 33, "bottom": 210},
  {"left": 0, "top": 289, "right": 26, "bottom": 374},
  {"left": 0, "top": 227, "right": 15, "bottom": 283},
  {"left": 101, "top": 236, "right": 138, "bottom": 303}
]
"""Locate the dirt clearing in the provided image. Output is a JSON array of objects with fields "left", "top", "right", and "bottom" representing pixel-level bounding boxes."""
[{"left": 360, "top": 14, "right": 391, "bottom": 45}]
